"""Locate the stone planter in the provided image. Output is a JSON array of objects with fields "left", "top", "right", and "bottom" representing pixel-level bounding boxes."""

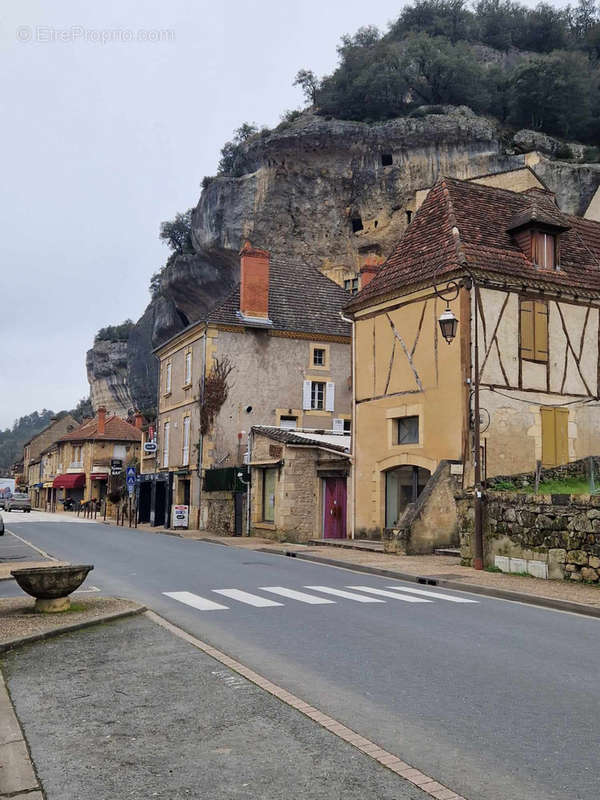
[{"left": 11, "top": 565, "right": 94, "bottom": 612}]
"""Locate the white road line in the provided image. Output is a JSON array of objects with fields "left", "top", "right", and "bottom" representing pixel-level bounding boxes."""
[
  {"left": 347, "top": 586, "right": 432, "bottom": 603},
  {"left": 386, "top": 586, "right": 479, "bottom": 603},
  {"left": 163, "top": 591, "right": 229, "bottom": 611},
  {"left": 260, "top": 587, "right": 336, "bottom": 605},
  {"left": 212, "top": 589, "right": 283, "bottom": 608},
  {"left": 305, "top": 586, "right": 385, "bottom": 603}
]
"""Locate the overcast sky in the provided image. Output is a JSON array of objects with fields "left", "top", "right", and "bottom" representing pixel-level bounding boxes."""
[{"left": 0, "top": 0, "right": 562, "bottom": 429}]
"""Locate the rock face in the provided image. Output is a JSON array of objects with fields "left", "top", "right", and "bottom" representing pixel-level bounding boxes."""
[
  {"left": 86, "top": 340, "right": 133, "bottom": 418},
  {"left": 87, "top": 107, "right": 600, "bottom": 416}
]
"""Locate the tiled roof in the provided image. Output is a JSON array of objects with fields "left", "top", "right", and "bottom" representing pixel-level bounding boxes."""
[
  {"left": 207, "top": 257, "right": 351, "bottom": 338},
  {"left": 252, "top": 426, "right": 350, "bottom": 453},
  {"left": 58, "top": 415, "right": 142, "bottom": 443},
  {"left": 347, "top": 177, "right": 600, "bottom": 311}
]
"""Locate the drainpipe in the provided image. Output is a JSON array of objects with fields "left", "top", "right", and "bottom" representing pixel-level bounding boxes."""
[
  {"left": 246, "top": 428, "right": 252, "bottom": 536},
  {"left": 196, "top": 332, "right": 207, "bottom": 530},
  {"left": 340, "top": 311, "right": 355, "bottom": 539}
]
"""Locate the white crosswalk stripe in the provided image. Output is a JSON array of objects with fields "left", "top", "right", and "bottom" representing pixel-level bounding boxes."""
[
  {"left": 385, "top": 586, "right": 479, "bottom": 603},
  {"left": 164, "top": 591, "right": 228, "bottom": 611},
  {"left": 212, "top": 589, "right": 283, "bottom": 607},
  {"left": 304, "top": 586, "right": 385, "bottom": 603},
  {"left": 347, "top": 586, "right": 431, "bottom": 603},
  {"left": 260, "top": 587, "right": 336, "bottom": 604}
]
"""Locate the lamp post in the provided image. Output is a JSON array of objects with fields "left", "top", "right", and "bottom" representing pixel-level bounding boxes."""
[{"left": 436, "top": 275, "right": 484, "bottom": 571}]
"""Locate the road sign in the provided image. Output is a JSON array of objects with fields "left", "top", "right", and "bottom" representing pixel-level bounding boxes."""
[
  {"left": 126, "top": 467, "right": 137, "bottom": 495},
  {"left": 143, "top": 441, "right": 158, "bottom": 454}
]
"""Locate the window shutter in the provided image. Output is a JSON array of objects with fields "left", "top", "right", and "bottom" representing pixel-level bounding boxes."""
[
  {"left": 326, "top": 382, "right": 335, "bottom": 411},
  {"left": 520, "top": 300, "right": 534, "bottom": 360},
  {"left": 332, "top": 418, "right": 344, "bottom": 433},
  {"left": 540, "top": 407, "right": 555, "bottom": 467},
  {"left": 533, "top": 301, "right": 548, "bottom": 361},
  {"left": 555, "top": 408, "right": 569, "bottom": 465},
  {"left": 302, "top": 380, "right": 312, "bottom": 410}
]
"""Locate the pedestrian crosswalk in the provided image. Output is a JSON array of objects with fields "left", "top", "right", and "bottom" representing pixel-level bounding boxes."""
[{"left": 163, "top": 584, "right": 479, "bottom": 613}]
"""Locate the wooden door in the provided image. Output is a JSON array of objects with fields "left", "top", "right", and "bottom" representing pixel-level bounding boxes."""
[{"left": 323, "top": 478, "right": 347, "bottom": 539}]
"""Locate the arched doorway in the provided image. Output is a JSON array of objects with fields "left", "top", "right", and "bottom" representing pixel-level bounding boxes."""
[{"left": 385, "top": 465, "right": 430, "bottom": 528}]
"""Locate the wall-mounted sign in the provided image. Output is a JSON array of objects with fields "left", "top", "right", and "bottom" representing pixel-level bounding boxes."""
[{"left": 143, "top": 442, "right": 158, "bottom": 454}]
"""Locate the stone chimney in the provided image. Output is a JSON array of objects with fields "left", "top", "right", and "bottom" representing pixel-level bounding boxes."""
[
  {"left": 239, "top": 240, "right": 270, "bottom": 320},
  {"left": 97, "top": 406, "right": 106, "bottom": 435},
  {"left": 134, "top": 411, "right": 144, "bottom": 430},
  {"left": 359, "top": 255, "right": 382, "bottom": 289}
]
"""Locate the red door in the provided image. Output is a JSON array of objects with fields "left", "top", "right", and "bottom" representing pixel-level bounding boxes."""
[{"left": 323, "top": 478, "right": 347, "bottom": 539}]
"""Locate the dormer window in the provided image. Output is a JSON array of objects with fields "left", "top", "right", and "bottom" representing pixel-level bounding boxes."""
[{"left": 532, "top": 231, "right": 556, "bottom": 270}]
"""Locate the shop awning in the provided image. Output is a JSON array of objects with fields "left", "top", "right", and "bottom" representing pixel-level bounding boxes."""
[
  {"left": 90, "top": 473, "right": 108, "bottom": 481},
  {"left": 53, "top": 473, "right": 86, "bottom": 489}
]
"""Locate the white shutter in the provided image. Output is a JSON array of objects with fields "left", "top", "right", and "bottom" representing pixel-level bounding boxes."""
[
  {"left": 332, "top": 418, "right": 344, "bottom": 433},
  {"left": 302, "top": 380, "right": 312, "bottom": 410},
  {"left": 326, "top": 382, "right": 335, "bottom": 411}
]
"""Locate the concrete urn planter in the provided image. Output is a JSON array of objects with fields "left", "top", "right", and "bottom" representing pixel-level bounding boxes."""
[{"left": 11, "top": 565, "right": 94, "bottom": 613}]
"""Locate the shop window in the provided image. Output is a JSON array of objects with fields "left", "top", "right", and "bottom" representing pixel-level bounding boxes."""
[
  {"left": 262, "top": 468, "right": 277, "bottom": 522},
  {"left": 396, "top": 416, "right": 419, "bottom": 445}
]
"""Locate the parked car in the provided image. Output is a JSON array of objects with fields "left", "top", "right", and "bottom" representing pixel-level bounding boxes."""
[
  {"left": 0, "top": 513, "right": 4, "bottom": 534},
  {"left": 5, "top": 493, "right": 31, "bottom": 512}
]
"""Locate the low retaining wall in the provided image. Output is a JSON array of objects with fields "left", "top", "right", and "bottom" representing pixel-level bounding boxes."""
[
  {"left": 457, "top": 490, "right": 600, "bottom": 582},
  {"left": 487, "top": 456, "right": 600, "bottom": 490}
]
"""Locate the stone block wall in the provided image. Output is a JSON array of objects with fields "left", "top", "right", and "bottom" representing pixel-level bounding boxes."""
[
  {"left": 486, "top": 456, "right": 600, "bottom": 490},
  {"left": 457, "top": 490, "right": 600, "bottom": 582}
]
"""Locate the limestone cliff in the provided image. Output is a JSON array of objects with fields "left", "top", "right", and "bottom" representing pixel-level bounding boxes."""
[
  {"left": 86, "top": 340, "right": 133, "bottom": 418},
  {"left": 87, "top": 107, "right": 600, "bottom": 417}
]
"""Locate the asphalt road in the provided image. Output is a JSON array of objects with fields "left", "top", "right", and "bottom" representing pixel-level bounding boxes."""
[{"left": 2, "top": 512, "right": 599, "bottom": 800}]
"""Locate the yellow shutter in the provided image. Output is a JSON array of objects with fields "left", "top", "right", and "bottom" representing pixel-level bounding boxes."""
[
  {"left": 534, "top": 300, "right": 549, "bottom": 362},
  {"left": 555, "top": 407, "right": 569, "bottom": 466},
  {"left": 541, "top": 407, "right": 556, "bottom": 467},
  {"left": 520, "top": 300, "right": 534, "bottom": 360}
]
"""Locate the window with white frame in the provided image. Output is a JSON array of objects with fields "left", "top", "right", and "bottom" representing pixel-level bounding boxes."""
[
  {"left": 182, "top": 416, "right": 190, "bottom": 465},
  {"left": 162, "top": 422, "right": 170, "bottom": 468},
  {"left": 311, "top": 381, "right": 325, "bottom": 410},
  {"left": 184, "top": 352, "right": 192, "bottom": 385},
  {"left": 165, "top": 362, "right": 172, "bottom": 394}
]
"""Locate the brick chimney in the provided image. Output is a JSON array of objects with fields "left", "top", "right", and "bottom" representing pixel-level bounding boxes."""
[
  {"left": 239, "top": 240, "right": 270, "bottom": 320},
  {"left": 359, "top": 255, "right": 382, "bottom": 289},
  {"left": 97, "top": 406, "right": 106, "bottom": 435},
  {"left": 134, "top": 411, "right": 143, "bottom": 430}
]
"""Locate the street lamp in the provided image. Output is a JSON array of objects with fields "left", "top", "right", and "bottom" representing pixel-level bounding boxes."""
[{"left": 435, "top": 275, "right": 484, "bottom": 571}]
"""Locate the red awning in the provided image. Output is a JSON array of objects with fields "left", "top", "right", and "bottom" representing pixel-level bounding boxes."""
[
  {"left": 90, "top": 473, "right": 108, "bottom": 481},
  {"left": 53, "top": 473, "right": 86, "bottom": 489}
]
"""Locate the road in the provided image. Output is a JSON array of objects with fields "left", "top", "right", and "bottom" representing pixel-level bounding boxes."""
[{"left": 2, "top": 511, "right": 599, "bottom": 800}]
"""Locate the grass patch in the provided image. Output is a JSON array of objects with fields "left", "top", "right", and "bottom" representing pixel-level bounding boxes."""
[
  {"left": 490, "top": 476, "right": 593, "bottom": 495},
  {"left": 485, "top": 565, "right": 503, "bottom": 573}
]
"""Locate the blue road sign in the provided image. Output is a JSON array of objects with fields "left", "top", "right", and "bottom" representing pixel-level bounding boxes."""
[{"left": 126, "top": 467, "right": 137, "bottom": 493}]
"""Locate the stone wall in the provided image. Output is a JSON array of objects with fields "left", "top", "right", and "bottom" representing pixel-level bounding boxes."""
[
  {"left": 384, "top": 461, "right": 462, "bottom": 555},
  {"left": 203, "top": 490, "right": 244, "bottom": 536},
  {"left": 457, "top": 490, "right": 600, "bottom": 582},
  {"left": 486, "top": 457, "right": 599, "bottom": 490}
]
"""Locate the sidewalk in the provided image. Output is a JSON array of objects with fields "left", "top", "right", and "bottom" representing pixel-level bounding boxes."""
[{"left": 1, "top": 613, "right": 432, "bottom": 800}]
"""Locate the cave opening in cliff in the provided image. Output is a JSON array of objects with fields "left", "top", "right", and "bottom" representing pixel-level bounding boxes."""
[
  {"left": 352, "top": 217, "right": 363, "bottom": 233},
  {"left": 381, "top": 153, "right": 393, "bottom": 166}
]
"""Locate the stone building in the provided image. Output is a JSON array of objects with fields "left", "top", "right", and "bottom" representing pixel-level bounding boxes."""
[
  {"left": 23, "top": 414, "right": 79, "bottom": 507},
  {"left": 346, "top": 176, "right": 600, "bottom": 546},
  {"left": 52, "top": 407, "right": 142, "bottom": 510},
  {"left": 145, "top": 242, "right": 352, "bottom": 532},
  {"left": 248, "top": 426, "right": 350, "bottom": 542}
]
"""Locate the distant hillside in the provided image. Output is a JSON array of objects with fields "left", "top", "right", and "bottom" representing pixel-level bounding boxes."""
[{"left": 0, "top": 398, "right": 92, "bottom": 475}]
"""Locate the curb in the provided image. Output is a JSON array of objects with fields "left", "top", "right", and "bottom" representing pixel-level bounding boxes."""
[
  {"left": 0, "top": 604, "right": 146, "bottom": 654},
  {"left": 253, "top": 547, "right": 600, "bottom": 620}
]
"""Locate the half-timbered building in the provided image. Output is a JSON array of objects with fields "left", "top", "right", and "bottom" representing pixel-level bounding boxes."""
[{"left": 346, "top": 177, "right": 600, "bottom": 538}]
